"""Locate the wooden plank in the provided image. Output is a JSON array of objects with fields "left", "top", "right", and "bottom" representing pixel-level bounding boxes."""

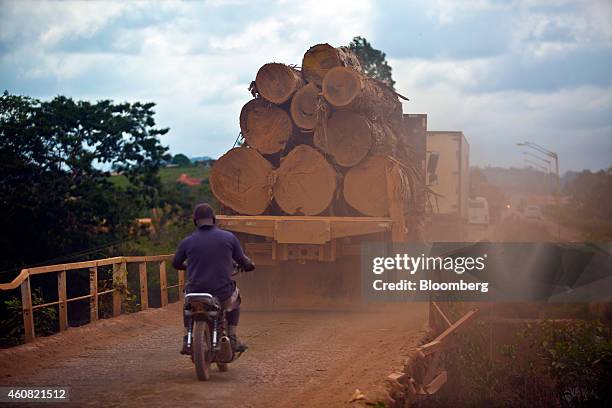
[
  {"left": 139, "top": 262, "right": 148, "bottom": 310},
  {"left": 66, "top": 294, "right": 93, "bottom": 302},
  {"left": 112, "top": 261, "right": 127, "bottom": 317},
  {"left": 123, "top": 256, "right": 148, "bottom": 263},
  {"left": 28, "top": 260, "right": 97, "bottom": 275},
  {"left": 424, "top": 371, "right": 447, "bottom": 395},
  {"left": 57, "top": 270, "right": 68, "bottom": 331},
  {"left": 159, "top": 261, "right": 168, "bottom": 307},
  {"left": 417, "top": 340, "right": 443, "bottom": 357},
  {"left": 124, "top": 255, "right": 173, "bottom": 263},
  {"left": 97, "top": 257, "right": 126, "bottom": 267},
  {"left": 20, "top": 277, "right": 35, "bottom": 343},
  {"left": 32, "top": 300, "right": 61, "bottom": 309},
  {"left": 422, "top": 348, "right": 444, "bottom": 385},
  {"left": 112, "top": 263, "right": 121, "bottom": 316},
  {"left": 428, "top": 300, "right": 438, "bottom": 332},
  {"left": 0, "top": 269, "right": 29, "bottom": 291},
  {"left": 89, "top": 267, "right": 98, "bottom": 322},
  {"left": 178, "top": 269, "right": 185, "bottom": 301},
  {"left": 434, "top": 309, "right": 479, "bottom": 346},
  {"left": 432, "top": 302, "right": 452, "bottom": 328}
]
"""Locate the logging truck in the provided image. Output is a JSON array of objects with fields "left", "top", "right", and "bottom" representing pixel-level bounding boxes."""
[{"left": 206, "top": 44, "right": 429, "bottom": 309}]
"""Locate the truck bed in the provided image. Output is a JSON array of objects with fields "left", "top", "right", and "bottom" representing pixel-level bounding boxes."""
[
  {"left": 217, "top": 215, "right": 393, "bottom": 243},
  {"left": 217, "top": 215, "right": 394, "bottom": 263}
]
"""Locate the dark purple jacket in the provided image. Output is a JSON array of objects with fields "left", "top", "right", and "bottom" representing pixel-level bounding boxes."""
[{"left": 172, "top": 225, "right": 250, "bottom": 301}]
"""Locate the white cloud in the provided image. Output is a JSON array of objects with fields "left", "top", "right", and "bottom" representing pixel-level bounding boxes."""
[
  {"left": 0, "top": 0, "right": 134, "bottom": 44},
  {"left": 0, "top": 0, "right": 610, "bottom": 172},
  {"left": 397, "top": 79, "right": 612, "bottom": 170}
]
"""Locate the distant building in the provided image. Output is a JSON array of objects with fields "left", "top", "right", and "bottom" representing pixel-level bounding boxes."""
[{"left": 177, "top": 173, "right": 202, "bottom": 186}]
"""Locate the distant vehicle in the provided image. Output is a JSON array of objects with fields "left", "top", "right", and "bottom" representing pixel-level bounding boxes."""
[
  {"left": 524, "top": 205, "right": 542, "bottom": 220},
  {"left": 426, "top": 131, "right": 470, "bottom": 219},
  {"left": 468, "top": 197, "right": 489, "bottom": 226}
]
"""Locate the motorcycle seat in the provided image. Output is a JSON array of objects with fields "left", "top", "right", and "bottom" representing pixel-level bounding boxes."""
[{"left": 185, "top": 293, "right": 221, "bottom": 309}]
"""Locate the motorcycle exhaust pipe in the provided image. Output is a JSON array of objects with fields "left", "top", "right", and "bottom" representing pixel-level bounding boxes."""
[{"left": 217, "top": 336, "right": 233, "bottom": 362}]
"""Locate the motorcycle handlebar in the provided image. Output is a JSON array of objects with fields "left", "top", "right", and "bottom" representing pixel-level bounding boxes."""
[{"left": 232, "top": 263, "right": 255, "bottom": 276}]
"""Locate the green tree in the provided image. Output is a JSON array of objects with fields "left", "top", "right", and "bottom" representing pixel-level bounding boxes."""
[
  {"left": 171, "top": 153, "right": 191, "bottom": 167},
  {"left": 0, "top": 91, "right": 170, "bottom": 271},
  {"left": 349, "top": 36, "right": 395, "bottom": 88},
  {"left": 564, "top": 168, "right": 612, "bottom": 221}
]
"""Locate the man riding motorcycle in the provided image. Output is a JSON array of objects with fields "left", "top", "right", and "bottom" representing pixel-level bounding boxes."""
[{"left": 172, "top": 203, "right": 255, "bottom": 355}]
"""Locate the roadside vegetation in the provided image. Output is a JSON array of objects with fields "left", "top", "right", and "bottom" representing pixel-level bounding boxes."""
[
  {"left": 425, "top": 315, "right": 612, "bottom": 407},
  {"left": 546, "top": 167, "right": 612, "bottom": 241},
  {"left": 0, "top": 90, "right": 217, "bottom": 346}
]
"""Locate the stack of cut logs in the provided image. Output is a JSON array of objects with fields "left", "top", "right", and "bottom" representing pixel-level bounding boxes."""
[{"left": 210, "top": 43, "right": 413, "bottom": 217}]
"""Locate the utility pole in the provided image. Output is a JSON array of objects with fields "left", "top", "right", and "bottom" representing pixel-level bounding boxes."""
[
  {"left": 517, "top": 142, "right": 561, "bottom": 240},
  {"left": 524, "top": 159, "right": 548, "bottom": 173},
  {"left": 523, "top": 151, "right": 552, "bottom": 173}
]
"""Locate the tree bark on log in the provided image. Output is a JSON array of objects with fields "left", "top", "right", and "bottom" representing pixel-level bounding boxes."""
[
  {"left": 255, "top": 63, "right": 305, "bottom": 104},
  {"left": 239, "top": 99, "right": 293, "bottom": 154},
  {"left": 314, "top": 110, "right": 408, "bottom": 167},
  {"left": 274, "top": 145, "right": 337, "bottom": 215},
  {"left": 322, "top": 66, "right": 402, "bottom": 122},
  {"left": 302, "top": 43, "right": 362, "bottom": 86},
  {"left": 210, "top": 147, "right": 274, "bottom": 215},
  {"left": 343, "top": 155, "right": 393, "bottom": 217},
  {"left": 313, "top": 110, "right": 372, "bottom": 167},
  {"left": 290, "top": 83, "right": 329, "bottom": 130}
]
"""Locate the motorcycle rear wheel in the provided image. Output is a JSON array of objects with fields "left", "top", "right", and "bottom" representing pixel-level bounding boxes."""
[{"left": 193, "top": 320, "right": 212, "bottom": 381}]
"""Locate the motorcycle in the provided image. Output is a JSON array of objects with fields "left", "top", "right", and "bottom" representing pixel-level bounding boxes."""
[{"left": 183, "top": 266, "right": 248, "bottom": 381}]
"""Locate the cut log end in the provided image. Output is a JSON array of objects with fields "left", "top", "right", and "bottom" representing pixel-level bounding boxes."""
[
  {"left": 322, "top": 66, "right": 403, "bottom": 122},
  {"left": 210, "top": 147, "right": 274, "bottom": 215},
  {"left": 343, "top": 155, "right": 391, "bottom": 217},
  {"left": 274, "top": 145, "right": 337, "bottom": 215},
  {"left": 239, "top": 99, "right": 293, "bottom": 155},
  {"left": 314, "top": 111, "right": 372, "bottom": 167},
  {"left": 290, "top": 83, "right": 327, "bottom": 130},
  {"left": 322, "top": 66, "right": 363, "bottom": 107},
  {"left": 302, "top": 43, "right": 362, "bottom": 86},
  {"left": 255, "top": 63, "right": 304, "bottom": 104}
]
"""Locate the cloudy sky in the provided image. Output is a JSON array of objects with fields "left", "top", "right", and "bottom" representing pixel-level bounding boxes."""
[{"left": 1, "top": 0, "right": 611, "bottom": 172}]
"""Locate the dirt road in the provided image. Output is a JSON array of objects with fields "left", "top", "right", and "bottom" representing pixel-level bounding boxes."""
[{"left": 1, "top": 302, "right": 427, "bottom": 407}]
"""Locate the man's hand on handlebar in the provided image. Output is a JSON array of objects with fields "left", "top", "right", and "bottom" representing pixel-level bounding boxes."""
[{"left": 232, "top": 261, "right": 255, "bottom": 275}]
